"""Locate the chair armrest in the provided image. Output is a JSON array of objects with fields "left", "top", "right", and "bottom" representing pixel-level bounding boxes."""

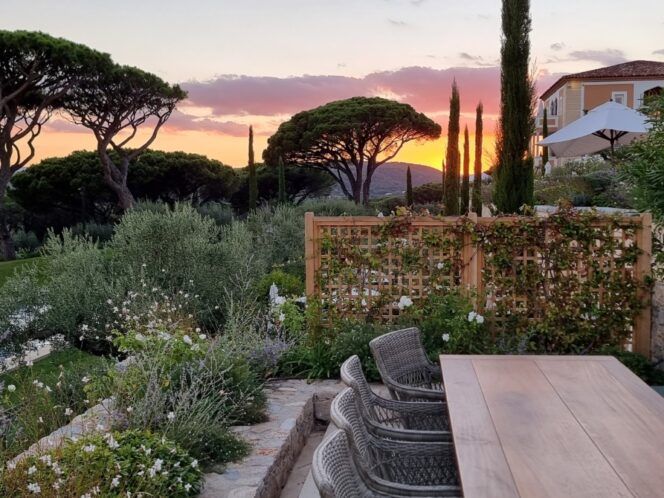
[{"left": 385, "top": 377, "right": 446, "bottom": 401}]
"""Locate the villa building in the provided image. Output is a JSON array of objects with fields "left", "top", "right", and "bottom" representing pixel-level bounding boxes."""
[{"left": 532, "top": 60, "right": 664, "bottom": 165}]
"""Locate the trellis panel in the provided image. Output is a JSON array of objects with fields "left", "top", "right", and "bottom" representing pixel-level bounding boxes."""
[{"left": 304, "top": 212, "right": 653, "bottom": 358}]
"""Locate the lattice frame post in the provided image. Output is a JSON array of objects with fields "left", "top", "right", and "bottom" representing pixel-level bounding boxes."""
[{"left": 633, "top": 212, "right": 652, "bottom": 358}]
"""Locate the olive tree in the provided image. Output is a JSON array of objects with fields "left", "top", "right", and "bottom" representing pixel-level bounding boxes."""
[
  {"left": 264, "top": 97, "right": 441, "bottom": 205},
  {"left": 0, "top": 30, "right": 110, "bottom": 259},
  {"left": 65, "top": 65, "right": 186, "bottom": 209}
]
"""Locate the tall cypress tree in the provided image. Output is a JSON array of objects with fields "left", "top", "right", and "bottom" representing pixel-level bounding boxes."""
[
  {"left": 248, "top": 125, "right": 258, "bottom": 210},
  {"left": 406, "top": 165, "right": 413, "bottom": 207},
  {"left": 444, "top": 80, "right": 461, "bottom": 215},
  {"left": 541, "top": 107, "right": 549, "bottom": 176},
  {"left": 494, "top": 0, "right": 535, "bottom": 213},
  {"left": 441, "top": 160, "right": 446, "bottom": 204},
  {"left": 472, "top": 102, "right": 484, "bottom": 216},
  {"left": 277, "top": 156, "right": 287, "bottom": 204},
  {"left": 461, "top": 125, "right": 470, "bottom": 214}
]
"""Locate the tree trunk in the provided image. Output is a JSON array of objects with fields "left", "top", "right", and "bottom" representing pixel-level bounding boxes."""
[
  {"left": 0, "top": 169, "right": 16, "bottom": 261},
  {"left": 353, "top": 163, "right": 363, "bottom": 204},
  {"left": 98, "top": 151, "right": 136, "bottom": 210},
  {"left": 0, "top": 190, "right": 16, "bottom": 261}
]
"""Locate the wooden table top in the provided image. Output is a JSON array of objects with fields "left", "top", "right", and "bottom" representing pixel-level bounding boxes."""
[{"left": 440, "top": 355, "right": 664, "bottom": 498}]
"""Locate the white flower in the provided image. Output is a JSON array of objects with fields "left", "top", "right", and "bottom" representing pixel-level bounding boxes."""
[
  {"left": 195, "top": 327, "right": 201, "bottom": 333},
  {"left": 28, "top": 465, "right": 37, "bottom": 475},
  {"left": 126, "top": 406, "right": 133, "bottom": 413},
  {"left": 107, "top": 299, "right": 113, "bottom": 305},
  {"left": 106, "top": 435, "right": 119, "bottom": 449},
  {"left": 83, "top": 444, "right": 96, "bottom": 453},
  {"left": 191, "top": 459, "right": 198, "bottom": 468},
  {"left": 81, "top": 324, "right": 89, "bottom": 331},
  {"left": 26, "top": 360, "right": 33, "bottom": 367},
  {"left": 436, "top": 262, "right": 446, "bottom": 270},
  {"left": 81, "top": 376, "right": 90, "bottom": 384},
  {"left": 377, "top": 212, "right": 384, "bottom": 218},
  {"left": 278, "top": 313, "right": 285, "bottom": 322},
  {"left": 111, "top": 476, "right": 121, "bottom": 488},
  {"left": 64, "top": 408, "right": 73, "bottom": 416},
  {"left": 467, "top": 311, "right": 484, "bottom": 324},
  {"left": 467, "top": 311, "right": 477, "bottom": 322},
  {"left": 442, "top": 333, "right": 450, "bottom": 342},
  {"left": 7, "top": 461, "right": 16, "bottom": 470},
  {"left": 198, "top": 334, "right": 206, "bottom": 340},
  {"left": 182, "top": 335, "right": 193, "bottom": 345},
  {"left": 475, "top": 314, "right": 485, "bottom": 324},
  {"left": 38, "top": 417, "right": 44, "bottom": 423},
  {"left": 27, "top": 483, "right": 41, "bottom": 494},
  {"left": 167, "top": 412, "right": 176, "bottom": 421},
  {"left": 7, "top": 384, "right": 16, "bottom": 392},
  {"left": 184, "top": 483, "right": 192, "bottom": 491},
  {"left": 397, "top": 296, "right": 413, "bottom": 310}
]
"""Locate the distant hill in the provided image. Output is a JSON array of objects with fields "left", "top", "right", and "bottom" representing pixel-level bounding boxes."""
[{"left": 330, "top": 162, "right": 442, "bottom": 198}]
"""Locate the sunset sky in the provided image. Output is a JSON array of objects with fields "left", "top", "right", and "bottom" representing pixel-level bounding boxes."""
[{"left": 3, "top": 0, "right": 664, "bottom": 170}]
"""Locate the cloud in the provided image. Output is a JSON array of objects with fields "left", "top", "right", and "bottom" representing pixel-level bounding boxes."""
[
  {"left": 388, "top": 18, "right": 409, "bottom": 27},
  {"left": 45, "top": 66, "right": 565, "bottom": 138},
  {"left": 550, "top": 42, "right": 565, "bottom": 51},
  {"left": 458, "top": 52, "right": 495, "bottom": 67},
  {"left": 567, "top": 48, "right": 627, "bottom": 65},
  {"left": 163, "top": 111, "right": 251, "bottom": 137},
  {"left": 653, "top": 49, "right": 664, "bottom": 56}
]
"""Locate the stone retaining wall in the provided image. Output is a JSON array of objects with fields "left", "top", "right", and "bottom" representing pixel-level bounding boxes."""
[{"left": 201, "top": 379, "right": 342, "bottom": 498}]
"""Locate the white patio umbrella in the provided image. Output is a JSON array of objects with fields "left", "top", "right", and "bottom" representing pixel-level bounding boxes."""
[{"left": 538, "top": 101, "right": 650, "bottom": 157}]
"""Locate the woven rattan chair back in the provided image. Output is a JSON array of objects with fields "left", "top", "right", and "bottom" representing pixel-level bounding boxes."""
[
  {"left": 340, "top": 355, "right": 451, "bottom": 439},
  {"left": 312, "top": 429, "right": 374, "bottom": 498},
  {"left": 370, "top": 327, "right": 444, "bottom": 400}
]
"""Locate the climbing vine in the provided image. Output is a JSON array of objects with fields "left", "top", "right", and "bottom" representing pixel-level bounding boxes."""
[{"left": 312, "top": 206, "right": 649, "bottom": 353}]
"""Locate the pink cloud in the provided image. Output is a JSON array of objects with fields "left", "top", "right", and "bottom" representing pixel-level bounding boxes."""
[
  {"left": 43, "top": 66, "right": 568, "bottom": 138},
  {"left": 163, "top": 110, "right": 251, "bottom": 137}
]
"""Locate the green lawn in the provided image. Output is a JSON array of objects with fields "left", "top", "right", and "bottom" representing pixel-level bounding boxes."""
[
  {"left": 0, "top": 347, "right": 108, "bottom": 403},
  {"left": 0, "top": 256, "right": 45, "bottom": 287}
]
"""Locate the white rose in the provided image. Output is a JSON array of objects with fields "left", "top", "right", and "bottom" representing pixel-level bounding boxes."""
[
  {"left": 7, "top": 384, "right": 16, "bottom": 392},
  {"left": 397, "top": 296, "right": 413, "bottom": 310}
]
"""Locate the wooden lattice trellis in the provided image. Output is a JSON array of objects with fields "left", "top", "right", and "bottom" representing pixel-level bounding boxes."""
[{"left": 305, "top": 212, "right": 653, "bottom": 357}]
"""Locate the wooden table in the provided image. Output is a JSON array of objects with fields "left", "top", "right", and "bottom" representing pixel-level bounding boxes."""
[{"left": 440, "top": 355, "right": 664, "bottom": 498}]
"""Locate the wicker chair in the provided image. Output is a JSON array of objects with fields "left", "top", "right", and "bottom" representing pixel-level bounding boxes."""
[
  {"left": 312, "top": 430, "right": 383, "bottom": 498},
  {"left": 369, "top": 327, "right": 445, "bottom": 401},
  {"left": 340, "top": 355, "right": 451, "bottom": 442},
  {"left": 331, "top": 387, "right": 461, "bottom": 497}
]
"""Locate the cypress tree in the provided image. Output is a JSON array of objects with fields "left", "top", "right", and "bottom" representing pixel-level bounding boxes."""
[
  {"left": 541, "top": 107, "right": 549, "bottom": 176},
  {"left": 406, "top": 165, "right": 414, "bottom": 207},
  {"left": 277, "top": 156, "right": 287, "bottom": 204},
  {"left": 248, "top": 125, "right": 258, "bottom": 210},
  {"left": 444, "top": 80, "right": 461, "bottom": 215},
  {"left": 441, "top": 160, "right": 446, "bottom": 204},
  {"left": 472, "top": 102, "right": 484, "bottom": 216},
  {"left": 494, "top": 0, "right": 535, "bottom": 213},
  {"left": 461, "top": 125, "right": 470, "bottom": 214}
]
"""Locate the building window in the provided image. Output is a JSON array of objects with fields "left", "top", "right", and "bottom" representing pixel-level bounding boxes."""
[
  {"left": 612, "top": 91, "right": 628, "bottom": 106},
  {"left": 549, "top": 98, "right": 558, "bottom": 116}
]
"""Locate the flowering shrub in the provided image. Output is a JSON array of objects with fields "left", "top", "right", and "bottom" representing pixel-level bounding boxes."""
[
  {"left": 0, "top": 350, "right": 109, "bottom": 461},
  {"left": 0, "top": 430, "right": 202, "bottom": 497},
  {"left": 401, "top": 292, "right": 493, "bottom": 355},
  {"left": 85, "top": 298, "right": 264, "bottom": 466}
]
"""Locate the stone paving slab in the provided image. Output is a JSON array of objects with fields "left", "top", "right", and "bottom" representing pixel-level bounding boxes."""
[{"left": 201, "top": 379, "right": 343, "bottom": 498}]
